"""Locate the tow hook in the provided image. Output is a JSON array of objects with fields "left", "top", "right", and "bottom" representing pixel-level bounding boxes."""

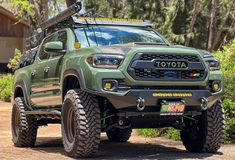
[
  {"left": 201, "top": 97, "right": 208, "bottom": 110},
  {"left": 137, "top": 97, "right": 145, "bottom": 111}
]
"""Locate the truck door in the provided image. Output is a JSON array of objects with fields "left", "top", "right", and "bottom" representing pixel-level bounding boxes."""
[
  {"left": 30, "top": 31, "right": 66, "bottom": 107},
  {"left": 41, "top": 31, "right": 67, "bottom": 106},
  {"left": 30, "top": 34, "right": 54, "bottom": 106}
]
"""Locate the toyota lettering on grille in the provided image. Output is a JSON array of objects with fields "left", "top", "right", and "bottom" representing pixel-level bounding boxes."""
[{"left": 155, "top": 61, "right": 188, "bottom": 69}]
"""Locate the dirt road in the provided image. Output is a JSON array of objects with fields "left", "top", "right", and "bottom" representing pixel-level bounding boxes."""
[{"left": 0, "top": 101, "right": 234, "bottom": 160}]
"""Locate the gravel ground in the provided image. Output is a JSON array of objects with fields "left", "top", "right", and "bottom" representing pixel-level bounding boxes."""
[{"left": 0, "top": 101, "right": 234, "bottom": 160}]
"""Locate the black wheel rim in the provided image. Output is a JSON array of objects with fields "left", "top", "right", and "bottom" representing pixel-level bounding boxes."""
[
  {"left": 13, "top": 106, "right": 20, "bottom": 138},
  {"left": 64, "top": 100, "right": 75, "bottom": 143}
]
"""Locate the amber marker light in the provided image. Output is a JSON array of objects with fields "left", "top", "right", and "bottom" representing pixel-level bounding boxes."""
[{"left": 74, "top": 42, "right": 81, "bottom": 49}]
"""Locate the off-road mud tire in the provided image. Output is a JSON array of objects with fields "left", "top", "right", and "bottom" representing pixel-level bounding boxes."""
[
  {"left": 106, "top": 127, "right": 132, "bottom": 142},
  {"left": 62, "top": 89, "right": 101, "bottom": 158},
  {"left": 11, "top": 97, "right": 38, "bottom": 147},
  {"left": 180, "top": 100, "right": 225, "bottom": 153}
]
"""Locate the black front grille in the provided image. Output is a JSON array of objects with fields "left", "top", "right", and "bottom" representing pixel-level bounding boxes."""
[
  {"left": 140, "top": 54, "right": 200, "bottom": 62},
  {"left": 128, "top": 53, "right": 206, "bottom": 81},
  {"left": 135, "top": 69, "right": 205, "bottom": 80}
]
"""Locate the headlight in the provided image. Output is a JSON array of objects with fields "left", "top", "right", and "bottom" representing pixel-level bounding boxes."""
[
  {"left": 205, "top": 58, "right": 220, "bottom": 70},
  {"left": 87, "top": 54, "right": 124, "bottom": 69},
  {"left": 199, "top": 50, "right": 220, "bottom": 70}
]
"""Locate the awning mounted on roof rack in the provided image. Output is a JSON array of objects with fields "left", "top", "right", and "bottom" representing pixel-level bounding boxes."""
[
  {"left": 26, "top": 2, "right": 82, "bottom": 50},
  {"left": 41, "top": 2, "right": 82, "bottom": 30}
]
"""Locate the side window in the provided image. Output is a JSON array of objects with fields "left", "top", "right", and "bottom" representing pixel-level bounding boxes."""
[
  {"left": 50, "top": 31, "right": 67, "bottom": 59},
  {"left": 74, "top": 28, "right": 89, "bottom": 48},
  {"left": 54, "top": 31, "right": 67, "bottom": 50},
  {"left": 38, "top": 35, "right": 54, "bottom": 60},
  {"left": 38, "top": 31, "right": 67, "bottom": 60}
]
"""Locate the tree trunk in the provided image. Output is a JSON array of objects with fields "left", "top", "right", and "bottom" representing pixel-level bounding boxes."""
[
  {"left": 185, "top": 0, "right": 200, "bottom": 46},
  {"left": 163, "top": 0, "right": 169, "bottom": 7},
  {"left": 219, "top": 18, "right": 235, "bottom": 49},
  {"left": 42, "top": 0, "right": 49, "bottom": 21},
  {"left": 208, "top": 0, "right": 217, "bottom": 51},
  {"left": 212, "top": 3, "right": 234, "bottom": 50},
  {"left": 28, "top": 0, "right": 42, "bottom": 28}
]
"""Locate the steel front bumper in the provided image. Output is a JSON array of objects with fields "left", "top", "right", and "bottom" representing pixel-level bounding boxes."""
[{"left": 101, "top": 89, "right": 224, "bottom": 110}]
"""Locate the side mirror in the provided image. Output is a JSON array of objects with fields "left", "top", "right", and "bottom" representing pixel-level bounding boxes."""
[{"left": 44, "top": 41, "right": 66, "bottom": 55}]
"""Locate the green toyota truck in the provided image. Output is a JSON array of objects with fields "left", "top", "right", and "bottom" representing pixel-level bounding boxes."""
[{"left": 11, "top": 4, "right": 225, "bottom": 158}]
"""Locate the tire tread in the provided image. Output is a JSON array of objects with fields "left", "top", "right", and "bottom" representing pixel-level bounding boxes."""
[
  {"left": 181, "top": 100, "right": 225, "bottom": 153},
  {"left": 62, "top": 90, "right": 101, "bottom": 158},
  {"left": 12, "top": 97, "right": 37, "bottom": 147}
]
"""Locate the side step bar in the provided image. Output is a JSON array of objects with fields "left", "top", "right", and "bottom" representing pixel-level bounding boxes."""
[{"left": 25, "top": 110, "right": 61, "bottom": 119}]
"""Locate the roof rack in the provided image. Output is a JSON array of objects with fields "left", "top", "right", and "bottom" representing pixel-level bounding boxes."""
[
  {"left": 73, "top": 17, "right": 151, "bottom": 27},
  {"left": 26, "top": 2, "right": 151, "bottom": 50}
]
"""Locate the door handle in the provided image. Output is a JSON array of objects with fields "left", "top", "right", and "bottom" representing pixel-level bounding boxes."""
[
  {"left": 44, "top": 66, "right": 50, "bottom": 73},
  {"left": 31, "top": 70, "right": 36, "bottom": 76}
]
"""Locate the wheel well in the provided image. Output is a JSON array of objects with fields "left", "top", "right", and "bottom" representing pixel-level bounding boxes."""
[
  {"left": 14, "top": 87, "right": 24, "bottom": 99},
  {"left": 62, "top": 75, "right": 80, "bottom": 100}
]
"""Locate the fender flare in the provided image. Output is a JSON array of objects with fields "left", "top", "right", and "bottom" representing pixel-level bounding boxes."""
[
  {"left": 13, "top": 80, "right": 31, "bottom": 109},
  {"left": 62, "top": 67, "right": 87, "bottom": 98}
]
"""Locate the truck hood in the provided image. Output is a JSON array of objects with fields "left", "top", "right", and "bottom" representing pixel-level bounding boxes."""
[{"left": 96, "top": 43, "right": 200, "bottom": 55}]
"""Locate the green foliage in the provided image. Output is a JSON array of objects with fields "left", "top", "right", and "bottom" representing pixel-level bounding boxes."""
[
  {"left": 213, "top": 40, "right": 235, "bottom": 143},
  {"left": 223, "top": 99, "right": 235, "bottom": 143},
  {"left": 7, "top": 49, "right": 22, "bottom": 71},
  {"left": 164, "top": 128, "right": 181, "bottom": 141},
  {"left": 138, "top": 128, "right": 181, "bottom": 141},
  {"left": 10, "top": 0, "right": 34, "bottom": 19},
  {"left": 10, "top": 0, "right": 63, "bottom": 28},
  {"left": 137, "top": 129, "right": 157, "bottom": 138},
  {"left": 214, "top": 40, "right": 235, "bottom": 101},
  {"left": 0, "top": 75, "right": 13, "bottom": 102}
]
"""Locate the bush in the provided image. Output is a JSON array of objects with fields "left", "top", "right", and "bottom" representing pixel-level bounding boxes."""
[
  {"left": 214, "top": 40, "right": 235, "bottom": 143},
  {"left": 0, "top": 75, "right": 13, "bottom": 102},
  {"left": 7, "top": 48, "right": 22, "bottom": 71},
  {"left": 137, "top": 129, "right": 157, "bottom": 137},
  {"left": 164, "top": 128, "right": 181, "bottom": 141},
  {"left": 214, "top": 40, "right": 235, "bottom": 101},
  {"left": 138, "top": 128, "right": 181, "bottom": 141},
  {"left": 0, "top": 49, "right": 21, "bottom": 102},
  {"left": 221, "top": 98, "right": 235, "bottom": 143}
]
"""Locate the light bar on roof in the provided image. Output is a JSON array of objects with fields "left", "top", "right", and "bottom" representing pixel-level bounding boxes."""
[{"left": 73, "top": 16, "right": 151, "bottom": 27}]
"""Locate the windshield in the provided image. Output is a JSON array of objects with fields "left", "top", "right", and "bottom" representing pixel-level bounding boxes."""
[{"left": 74, "top": 26, "right": 166, "bottom": 48}]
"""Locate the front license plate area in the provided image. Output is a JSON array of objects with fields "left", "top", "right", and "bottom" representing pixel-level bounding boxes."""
[{"left": 160, "top": 102, "right": 185, "bottom": 115}]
